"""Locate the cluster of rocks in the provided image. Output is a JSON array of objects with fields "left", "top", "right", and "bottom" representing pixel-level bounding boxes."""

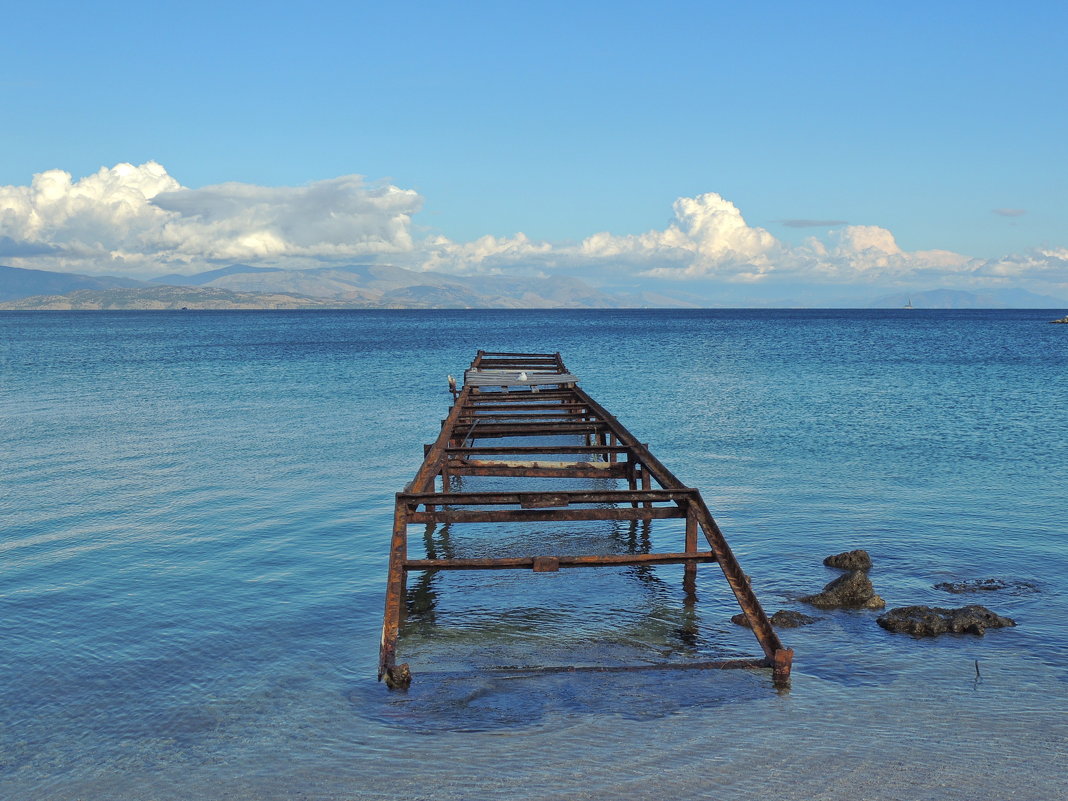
[
  {"left": 734, "top": 547, "right": 1022, "bottom": 639},
  {"left": 1050, "top": 315, "right": 1068, "bottom": 324},
  {"left": 800, "top": 549, "right": 885, "bottom": 609}
]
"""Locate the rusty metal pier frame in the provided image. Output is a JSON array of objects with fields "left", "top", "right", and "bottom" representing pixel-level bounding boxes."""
[{"left": 379, "top": 351, "right": 793, "bottom": 689}]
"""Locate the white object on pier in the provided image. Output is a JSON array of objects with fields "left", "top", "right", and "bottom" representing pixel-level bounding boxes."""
[{"left": 463, "top": 369, "right": 580, "bottom": 387}]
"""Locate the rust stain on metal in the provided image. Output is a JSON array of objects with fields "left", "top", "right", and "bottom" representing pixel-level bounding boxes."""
[{"left": 378, "top": 350, "right": 793, "bottom": 690}]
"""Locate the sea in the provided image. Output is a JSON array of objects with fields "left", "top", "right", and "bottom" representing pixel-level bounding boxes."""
[{"left": 2, "top": 308, "right": 1066, "bottom": 801}]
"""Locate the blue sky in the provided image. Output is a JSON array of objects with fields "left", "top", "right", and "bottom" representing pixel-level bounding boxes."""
[{"left": 2, "top": 1, "right": 1066, "bottom": 301}]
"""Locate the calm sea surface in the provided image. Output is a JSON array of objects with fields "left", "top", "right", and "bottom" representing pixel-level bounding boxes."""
[{"left": 2, "top": 309, "right": 1066, "bottom": 800}]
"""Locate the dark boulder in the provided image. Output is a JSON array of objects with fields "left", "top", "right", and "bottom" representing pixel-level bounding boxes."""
[
  {"left": 731, "top": 609, "right": 820, "bottom": 629},
  {"left": 823, "top": 549, "right": 872, "bottom": 571},
  {"left": 877, "top": 605, "right": 1016, "bottom": 636},
  {"left": 801, "top": 570, "right": 885, "bottom": 610},
  {"left": 935, "top": 578, "right": 1039, "bottom": 595}
]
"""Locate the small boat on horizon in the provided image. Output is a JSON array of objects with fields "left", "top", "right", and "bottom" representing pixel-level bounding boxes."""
[{"left": 904, "top": 297, "right": 914, "bottom": 310}]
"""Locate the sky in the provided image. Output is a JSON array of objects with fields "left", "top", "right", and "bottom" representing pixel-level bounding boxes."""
[{"left": 2, "top": 0, "right": 1066, "bottom": 303}]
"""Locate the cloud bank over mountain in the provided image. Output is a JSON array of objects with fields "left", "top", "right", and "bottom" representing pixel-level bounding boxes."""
[
  {"left": 0, "top": 162, "right": 420, "bottom": 273},
  {"left": 1, "top": 162, "right": 1064, "bottom": 298}
]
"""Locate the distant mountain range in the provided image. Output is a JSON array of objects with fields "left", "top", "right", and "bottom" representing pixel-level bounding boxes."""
[
  {"left": 0, "top": 284, "right": 400, "bottom": 311},
  {"left": 0, "top": 263, "right": 693, "bottom": 309},
  {"left": 1, "top": 263, "right": 1065, "bottom": 310},
  {"left": 0, "top": 264, "right": 147, "bottom": 302}
]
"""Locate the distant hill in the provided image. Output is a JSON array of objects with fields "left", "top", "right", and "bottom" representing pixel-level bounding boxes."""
[
  {"left": 15, "top": 264, "right": 1061, "bottom": 311},
  {"left": 199, "top": 263, "right": 635, "bottom": 308},
  {"left": 0, "top": 274, "right": 664, "bottom": 310},
  {"left": 0, "top": 264, "right": 146, "bottom": 302},
  {"left": 0, "top": 285, "right": 396, "bottom": 311},
  {"left": 150, "top": 264, "right": 284, "bottom": 286},
  {"left": 0, "top": 262, "right": 665, "bottom": 308},
  {"left": 870, "top": 288, "right": 1067, "bottom": 309}
]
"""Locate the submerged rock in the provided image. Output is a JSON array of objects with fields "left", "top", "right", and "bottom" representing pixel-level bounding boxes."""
[
  {"left": 732, "top": 609, "right": 821, "bottom": 629},
  {"left": 935, "top": 578, "right": 1040, "bottom": 595},
  {"left": 877, "top": 605, "right": 1016, "bottom": 636},
  {"left": 801, "top": 570, "right": 885, "bottom": 610},
  {"left": 823, "top": 549, "right": 872, "bottom": 571}
]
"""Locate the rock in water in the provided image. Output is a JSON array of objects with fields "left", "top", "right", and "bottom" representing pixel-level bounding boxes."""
[
  {"left": 731, "top": 609, "right": 821, "bottom": 628},
  {"left": 801, "top": 570, "right": 886, "bottom": 609},
  {"left": 823, "top": 549, "right": 873, "bottom": 571},
  {"left": 877, "top": 605, "right": 1016, "bottom": 636},
  {"left": 934, "top": 578, "right": 1039, "bottom": 595}
]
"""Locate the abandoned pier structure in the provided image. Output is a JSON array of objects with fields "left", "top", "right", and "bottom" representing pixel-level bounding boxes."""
[{"left": 379, "top": 351, "right": 793, "bottom": 688}]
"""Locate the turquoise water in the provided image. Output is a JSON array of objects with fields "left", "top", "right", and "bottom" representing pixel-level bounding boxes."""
[{"left": 2, "top": 309, "right": 1066, "bottom": 800}]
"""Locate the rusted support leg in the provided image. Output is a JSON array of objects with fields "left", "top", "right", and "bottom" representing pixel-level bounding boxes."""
[
  {"left": 688, "top": 498, "right": 790, "bottom": 684},
  {"left": 608, "top": 433, "right": 618, "bottom": 463},
  {"left": 773, "top": 648, "right": 794, "bottom": 687},
  {"left": 683, "top": 508, "right": 698, "bottom": 601},
  {"left": 379, "top": 502, "right": 412, "bottom": 689},
  {"left": 627, "top": 460, "right": 638, "bottom": 508},
  {"left": 640, "top": 463, "right": 652, "bottom": 509}
]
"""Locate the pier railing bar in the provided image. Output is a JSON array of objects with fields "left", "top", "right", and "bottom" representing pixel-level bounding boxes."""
[{"left": 378, "top": 350, "right": 792, "bottom": 690}]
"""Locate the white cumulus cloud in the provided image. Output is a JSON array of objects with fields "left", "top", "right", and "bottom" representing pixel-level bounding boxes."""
[
  {"left": 795, "top": 226, "right": 974, "bottom": 281},
  {"left": 419, "top": 232, "right": 554, "bottom": 275},
  {"left": 0, "top": 162, "right": 421, "bottom": 274},
  {"left": 581, "top": 193, "right": 780, "bottom": 281}
]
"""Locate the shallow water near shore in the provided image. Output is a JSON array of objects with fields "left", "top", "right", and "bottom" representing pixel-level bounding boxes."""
[{"left": 2, "top": 308, "right": 1067, "bottom": 800}]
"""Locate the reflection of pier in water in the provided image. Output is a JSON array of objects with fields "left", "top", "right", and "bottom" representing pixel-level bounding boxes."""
[{"left": 379, "top": 351, "right": 793, "bottom": 688}]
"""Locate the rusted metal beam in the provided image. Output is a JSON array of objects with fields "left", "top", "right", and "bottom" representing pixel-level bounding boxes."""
[
  {"left": 479, "top": 351, "right": 561, "bottom": 358},
  {"left": 684, "top": 509, "right": 699, "bottom": 599},
  {"left": 410, "top": 506, "right": 687, "bottom": 524},
  {"left": 466, "top": 390, "right": 576, "bottom": 401},
  {"left": 399, "top": 488, "right": 695, "bottom": 506},
  {"left": 566, "top": 382, "right": 794, "bottom": 683},
  {"left": 475, "top": 360, "right": 561, "bottom": 368},
  {"left": 475, "top": 356, "right": 561, "bottom": 362},
  {"left": 446, "top": 445, "right": 630, "bottom": 455},
  {"left": 407, "top": 384, "right": 476, "bottom": 494},
  {"left": 453, "top": 423, "right": 608, "bottom": 437},
  {"left": 404, "top": 552, "right": 718, "bottom": 570},
  {"left": 458, "top": 403, "right": 588, "bottom": 412},
  {"left": 448, "top": 463, "right": 631, "bottom": 480},
  {"left": 456, "top": 413, "right": 594, "bottom": 422},
  {"left": 568, "top": 386, "right": 689, "bottom": 491},
  {"left": 378, "top": 503, "right": 412, "bottom": 689},
  {"left": 454, "top": 459, "right": 618, "bottom": 469},
  {"left": 687, "top": 497, "right": 793, "bottom": 683},
  {"left": 487, "top": 658, "right": 770, "bottom": 675}
]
